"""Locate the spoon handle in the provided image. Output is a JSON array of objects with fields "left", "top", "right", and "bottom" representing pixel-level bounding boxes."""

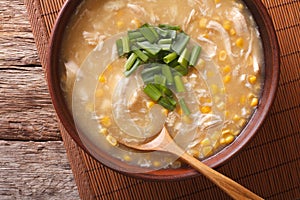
[{"left": 166, "top": 143, "right": 263, "bottom": 200}]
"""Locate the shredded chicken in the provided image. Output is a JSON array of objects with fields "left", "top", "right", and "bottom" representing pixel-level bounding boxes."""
[{"left": 82, "top": 31, "right": 106, "bottom": 46}]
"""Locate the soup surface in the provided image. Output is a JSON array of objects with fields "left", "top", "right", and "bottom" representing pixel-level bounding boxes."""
[{"left": 61, "top": 0, "right": 264, "bottom": 172}]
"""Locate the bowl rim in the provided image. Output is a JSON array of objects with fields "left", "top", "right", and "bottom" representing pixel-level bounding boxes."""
[{"left": 47, "top": 0, "right": 280, "bottom": 180}]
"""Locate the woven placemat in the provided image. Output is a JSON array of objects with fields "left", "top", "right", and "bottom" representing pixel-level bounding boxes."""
[{"left": 24, "top": 0, "right": 300, "bottom": 199}]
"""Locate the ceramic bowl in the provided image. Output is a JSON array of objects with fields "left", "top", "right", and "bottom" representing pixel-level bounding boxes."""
[{"left": 47, "top": 0, "right": 280, "bottom": 180}]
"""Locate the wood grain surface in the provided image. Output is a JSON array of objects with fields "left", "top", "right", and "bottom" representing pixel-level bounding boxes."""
[{"left": 0, "top": 0, "right": 79, "bottom": 199}]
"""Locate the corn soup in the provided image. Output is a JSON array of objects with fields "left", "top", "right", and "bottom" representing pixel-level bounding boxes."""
[{"left": 60, "top": 0, "right": 264, "bottom": 171}]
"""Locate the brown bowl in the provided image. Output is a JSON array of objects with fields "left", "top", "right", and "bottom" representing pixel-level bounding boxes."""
[{"left": 47, "top": 0, "right": 280, "bottom": 180}]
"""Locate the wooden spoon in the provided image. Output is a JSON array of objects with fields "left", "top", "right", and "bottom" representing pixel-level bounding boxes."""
[{"left": 119, "top": 126, "right": 263, "bottom": 200}]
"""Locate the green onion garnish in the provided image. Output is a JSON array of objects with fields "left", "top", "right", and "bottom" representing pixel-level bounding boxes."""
[
  {"left": 189, "top": 45, "right": 202, "bottom": 66},
  {"left": 143, "top": 83, "right": 162, "bottom": 101},
  {"left": 163, "top": 52, "right": 178, "bottom": 64},
  {"left": 139, "top": 26, "right": 159, "bottom": 44},
  {"left": 115, "top": 24, "right": 202, "bottom": 112},
  {"left": 161, "top": 65, "right": 174, "bottom": 86},
  {"left": 172, "top": 32, "right": 190, "bottom": 54},
  {"left": 174, "top": 75, "right": 186, "bottom": 93},
  {"left": 179, "top": 98, "right": 191, "bottom": 115},
  {"left": 124, "top": 53, "right": 138, "bottom": 71}
]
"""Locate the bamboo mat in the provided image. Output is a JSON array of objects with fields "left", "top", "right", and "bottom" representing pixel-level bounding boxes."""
[{"left": 24, "top": 0, "right": 300, "bottom": 199}]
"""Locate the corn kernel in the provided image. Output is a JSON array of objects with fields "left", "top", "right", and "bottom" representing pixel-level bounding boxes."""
[
  {"left": 240, "top": 95, "right": 246, "bottom": 105},
  {"left": 250, "top": 97, "right": 258, "bottom": 107},
  {"left": 153, "top": 161, "right": 161, "bottom": 167},
  {"left": 98, "top": 75, "right": 106, "bottom": 83},
  {"left": 220, "top": 138, "right": 226, "bottom": 145},
  {"left": 239, "top": 119, "right": 247, "bottom": 127},
  {"left": 199, "top": 97, "right": 212, "bottom": 104},
  {"left": 162, "top": 108, "right": 169, "bottom": 116},
  {"left": 219, "top": 50, "right": 227, "bottom": 61},
  {"left": 213, "top": 141, "right": 220, "bottom": 150},
  {"left": 146, "top": 101, "right": 155, "bottom": 109},
  {"left": 106, "top": 135, "right": 118, "bottom": 146},
  {"left": 225, "top": 135, "right": 235, "bottom": 144},
  {"left": 223, "top": 20, "right": 231, "bottom": 31},
  {"left": 223, "top": 75, "right": 231, "bottom": 83},
  {"left": 202, "top": 146, "right": 213, "bottom": 157},
  {"left": 171, "top": 160, "right": 182, "bottom": 169},
  {"left": 248, "top": 93, "right": 256, "bottom": 100},
  {"left": 199, "top": 18, "right": 208, "bottom": 29},
  {"left": 200, "top": 138, "right": 211, "bottom": 146},
  {"left": 236, "top": 37, "right": 244, "bottom": 48},
  {"left": 222, "top": 129, "right": 231, "bottom": 136},
  {"left": 117, "top": 21, "right": 124, "bottom": 29},
  {"left": 233, "top": 130, "right": 240, "bottom": 136},
  {"left": 99, "top": 128, "right": 108, "bottom": 136},
  {"left": 200, "top": 106, "right": 212, "bottom": 114},
  {"left": 223, "top": 65, "right": 231, "bottom": 74},
  {"left": 238, "top": 3, "right": 244, "bottom": 10},
  {"left": 248, "top": 75, "right": 257, "bottom": 84},
  {"left": 214, "top": 0, "right": 221, "bottom": 4},
  {"left": 233, "top": 114, "right": 241, "bottom": 121},
  {"left": 131, "top": 18, "right": 141, "bottom": 28},
  {"left": 100, "top": 116, "right": 112, "bottom": 127},
  {"left": 123, "top": 155, "right": 132, "bottom": 162},
  {"left": 230, "top": 28, "right": 236, "bottom": 36},
  {"left": 224, "top": 110, "right": 229, "bottom": 118},
  {"left": 178, "top": 108, "right": 183, "bottom": 116},
  {"left": 188, "top": 149, "right": 200, "bottom": 157}
]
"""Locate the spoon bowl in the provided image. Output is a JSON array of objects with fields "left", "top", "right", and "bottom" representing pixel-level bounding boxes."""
[{"left": 118, "top": 126, "right": 263, "bottom": 199}]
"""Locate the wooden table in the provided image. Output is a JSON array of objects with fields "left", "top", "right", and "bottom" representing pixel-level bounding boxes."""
[
  {"left": 1, "top": 0, "right": 299, "bottom": 199},
  {"left": 0, "top": 0, "right": 79, "bottom": 199}
]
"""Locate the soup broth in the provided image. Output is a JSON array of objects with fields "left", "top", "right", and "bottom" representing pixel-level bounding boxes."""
[{"left": 61, "top": 0, "right": 264, "bottom": 171}]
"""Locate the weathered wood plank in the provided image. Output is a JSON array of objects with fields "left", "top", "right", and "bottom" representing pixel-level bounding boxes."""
[
  {"left": 0, "top": 0, "right": 80, "bottom": 199},
  {"left": 0, "top": 0, "right": 61, "bottom": 141},
  {"left": 0, "top": 140, "right": 79, "bottom": 200}
]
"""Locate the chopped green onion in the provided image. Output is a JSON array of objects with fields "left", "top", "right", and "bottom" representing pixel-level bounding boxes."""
[
  {"left": 174, "top": 75, "right": 186, "bottom": 92},
  {"left": 154, "top": 83, "right": 173, "bottom": 97},
  {"left": 124, "top": 59, "right": 141, "bottom": 77},
  {"left": 158, "top": 24, "right": 181, "bottom": 31},
  {"left": 132, "top": 46, "right": 149, "bottom": 62},
  {"left": 155, "top": 27, "right": 169, "bottom": 37},
  {"left": 116, "top": 38, "right": 123, "bottom": 56},
  {"left": 124, "top": 53, "right": 138, "bottom": 71},
  {"left": 178, "top": 48, "right": 190, "bottom": 68},
  {"left": 162, "top": 65, "right": 174, "bottom": 85},
  {"left": 172, "top": 32, "right": 190, "bottom": 54},
  {"left": 163, "top": 52, "right": 178, "bottom": 64},
  {"left": 128, "top": 30, "right": 143, "bottom": 40},
  {"left": 154, "top": 74, "right": 167, "bottom": 86},
  {"left": 189, "top": 45, "right": 202, "bottom": 66},
  {"left": 143, "top": 83, "right": 162, "bottom": 101},
  {"left": 174, "top": 65, "right": 188, "bottom": 76},
  {"left": 158, "top": 38, "right": 173, "bottom": 44},
  {"left": 158, "top": 44, "right": 172, "bottom": 51},
  {"left": 158, "top": 97, "right": 176, "bottom": 111},
  {"left": 121, "top": 36, "right": 130, "bottom": 54},
  {"left": 139, "top": 26, "right": 159, "bottom": 43},
  {"left": 179, "top": 98, "right": 191, "bottom": 115},
  {"left": 137, "top": 41, "right": 161, "bottom": 56},
  {"left": 141, "top": 65, "right": 162, "bottom": 78}
]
